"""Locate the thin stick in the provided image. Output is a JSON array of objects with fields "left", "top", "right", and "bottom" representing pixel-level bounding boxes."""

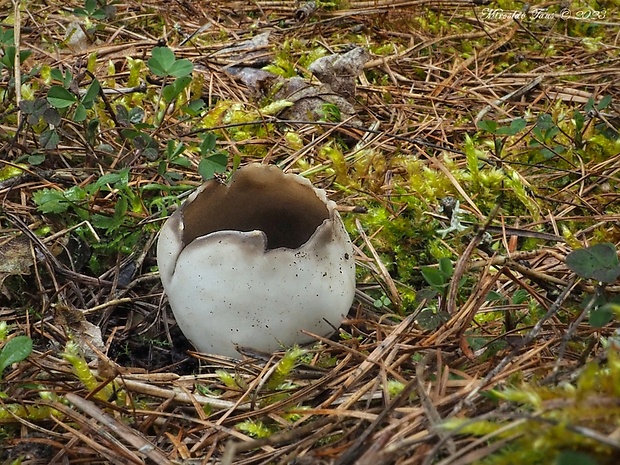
[
  {"left": 64, "top": 393, "right": 174, "bottom": 465},
  {"left": 450, "top": 276, "right": 578, "bottom": 415}
]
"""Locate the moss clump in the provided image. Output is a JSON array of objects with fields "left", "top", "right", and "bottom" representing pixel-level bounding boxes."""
[{"left": 444, "top": 346, "right": 620, "bottom": 465}]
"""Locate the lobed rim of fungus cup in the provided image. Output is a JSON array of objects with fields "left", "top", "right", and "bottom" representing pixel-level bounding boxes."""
[{"left": 157, "top": 164, "right": 356, "bottom": 357}]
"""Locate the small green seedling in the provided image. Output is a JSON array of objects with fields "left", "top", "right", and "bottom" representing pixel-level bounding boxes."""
[
  {"left": 147, "top": 46, "right": 193, "bottom": 79},
  {"left": 198, "top": 133, "right": 228, "bottom": 180},
  {"left": 421, "top": 257, "right": 454, "bottom": 295},
  {"left": 73, "top": 0, "right": 111, "bottom": 20},
  {"left": 477, "top": 118, "right": 527, "bottom": 157},
  {"left": 147, "top": 46, "right": 194, "bottom": 124}
]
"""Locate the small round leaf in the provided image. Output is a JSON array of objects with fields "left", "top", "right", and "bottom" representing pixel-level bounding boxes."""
[
  {"left": 566, "top": 243, "right": 620, "bottom": 283},
  {"left": 589, "top": 304, "right": 614, "bottom": 328}
]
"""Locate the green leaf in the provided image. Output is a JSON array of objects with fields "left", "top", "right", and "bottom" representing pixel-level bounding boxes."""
[
  {"left": 114, "top": 196, "right": 128, "bottom": 221},
  {"left": 140, "top": 147, "right": 158, "bottom": 161},
  {"left": 81, "top": 79, "right": 100, "bottom": 107},
  {"left": 477, "top": 120, "right": 497, "bottom": 133},
  {"left": 574, "top": 109, "right": 585, "bottom": 132},
  {"left": 28, "top": 154, "right": 46, "bottom": 165},
  {"left": 73, "top": 102, "right": 87, "bottom": 122},
  {"left": 85, "top": 0, "right": 97, "bottom": 14},
  {"left": 183, "top": 99, "right": 205, "bottom": 116},
  {"left": 128, "top": 107, "right": 145, "bottom": 124},
  {"left": 168, "top": 58, "right": 194, "bottom": 77},
  {"left": 485, "top": 291, "right": 503, "bottom": 302},
  {"left": 0, "top": 45, "right": 15, "bottom": 69},
  {"left": 200, "top": 133, "right": 217, "bottom": 153},
  {"left": 21, "top": 98, "right": 53, "bottom": 125},
  {"left": 596, "top": 95, "right": 612, "bottom": 111},
  {"left": 40, "top": 129, "right": 60, "bottom": 150},
  {"left": 86, "top": 119, "right": 100, "bottom": 145},
  {"left": 165, "top": 140, "right": 185, "bottom": 159},
  {"left": 91, "top": 8, "right": 108, "bottom": 20},
  {"left": 147, "top": 46, "right": 176, "bottom": 77},
  {"left": 50, "top": 68, "right": 65, "bottom": 82},
  {"left": 511, "top": 289, "right": 529, "bottom": 305},
  {"left": 64, "top": 185, "right": 88, "bottom": 203},
  {"left": 0, "top": 28, "right": 15, "bottom": 46},
  {"left": 496, "top": 118, "right": 526, "bottom": 136},
  {"left": 416, "top": 308, "right": 449, "bottom": 331},
  {"left": 47, "top": 85, "right": 77, "bottom": 109},
  {"left": 162, "top": 75, "right": 192, "bottom": 103},
  {"left": 438, "top": 257, "right": 453, "bottom": 277},
  {"left": 0, "top": 47, "right": 31, "bottom": 69},
  {"left": 421, "top": 266, "right": 446, "bottom": 289},
  {"left": 170, "top": 156, "right": 191, "bottom": 167},
  {"left": 536, "top": 113, "right": 555, "bottom": 130},
  {"left": 92, "top": 197, "right": 128, "bottom": 233},
  {"left": 565, "top": 243, "right": 620, "bottom": 283},
  {"left": 589, "top": 304, "right": 614, "bottom": 328},
  {"left": 19, "top": 49, "right": 32, "bottom": 64},
  {"left": 92, "top": 172, "right": 122, "bottom": 191},
  {"left": 198, "top": 153, "right": 228, "bottom": 180},
  {"left": 33, "top": 186, "right": 87, "bottom": 213},
  {"left": 0, "top": 336, "right": 33, "bottom": 379},
  {"left": 43, "top": 107, "right": 62, "bottom": 126},
  {"left": 554, "top": 451, "right": 598, "bottom": 465}
]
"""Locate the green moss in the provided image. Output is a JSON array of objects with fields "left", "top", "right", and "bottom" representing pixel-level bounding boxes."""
[{"left": 444, "top": 347, "right": 620, "bottom": 464}]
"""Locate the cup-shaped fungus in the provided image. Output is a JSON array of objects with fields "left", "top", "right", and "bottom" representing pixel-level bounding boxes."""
[{"left": 157, "top": 164, "right": 356, "bottom": 357}]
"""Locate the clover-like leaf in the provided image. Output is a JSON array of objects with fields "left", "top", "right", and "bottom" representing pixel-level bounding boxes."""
[
  {"left": 496, "top": 118, "right": 526, "bottom": 136},
  {"left": 40, "top": 129, "right": 60, "bottom": 150},
  {"left": 81, "top": 79, "right": 100, "bottom": 108},
  {"left": 565, "top": 243, "right": 620, "bottom": 283},
  {"left": 198, "top": 153, "right": 227, "bottom": 180},
  {"left": 74, "top": 102, "right": 87, "bottom": 122},
  {"left": 200, "top": 133, "right": 217, "bottom": 153},
  {"left": 162, "top": 76, "right": 192, "bottom": 103},
  {"left": 148, "top": 46, "right": 193, "bottom": 79},
  {"left": 47, "top": 85, "right": 77, "bottom": 109},
  {"left": 477, "top": 120, "right": 497, "bottom": 133},
  {"left": 589, "top": 304, "right": 615, "bottom": 328},
  {"left": 168, "top": 58, "right": 194, "bottom": 78}
]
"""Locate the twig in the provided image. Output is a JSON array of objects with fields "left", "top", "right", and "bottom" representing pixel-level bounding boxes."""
[
  {"left": 120, "top": 379, "right": 248, "bottom": 411},
  {"left": 64, "top": 393, "right": 174, "bottom": 465},
  {"left": 445, "top": 203, "right": 500, "bottom": 314},
  {"left": 221, "top": 417, "right": 334, "bottom": 465},
  {"left": 333, "top": 376, "right": 418, "bottom": 465},
  {"left": 549, "top": 284, "right": 600, "bottom": 380},
  {"left": 13, "top": 0, "right": 22, "bottom": 123},
  {"left": 450, "top": 275, "right": 578, "bottom": 415},
  {"left": 475, "top": 76, "right": 544, "bottom": 123}
]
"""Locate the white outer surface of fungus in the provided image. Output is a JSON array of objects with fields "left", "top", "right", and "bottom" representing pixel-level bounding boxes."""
[{"left": 157, "top": 164, "right": 356, "bottom": 357}]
